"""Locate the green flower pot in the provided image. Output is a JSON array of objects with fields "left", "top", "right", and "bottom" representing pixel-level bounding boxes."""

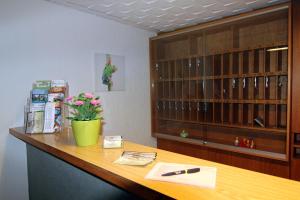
[{"left": 71, "top": 119, "right": 101, "bottom": 147}]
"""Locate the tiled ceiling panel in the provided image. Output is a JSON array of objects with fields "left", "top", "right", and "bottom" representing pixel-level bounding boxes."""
[{"left": 45, "top": 0, "right": 289, "bottom": 32}]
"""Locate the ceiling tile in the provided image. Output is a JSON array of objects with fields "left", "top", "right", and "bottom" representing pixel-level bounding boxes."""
[{"left": 45, "top": 0, "right": 289, "bottom": 32}]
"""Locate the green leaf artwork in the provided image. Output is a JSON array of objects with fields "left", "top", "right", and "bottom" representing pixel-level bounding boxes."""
[{"left": 102, "top": 54, "right": 117, "bottom": 91}]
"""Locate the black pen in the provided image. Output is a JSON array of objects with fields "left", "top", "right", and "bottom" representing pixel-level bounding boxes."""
[{"left": 161, "top": 168, "right": 200, "bottom": 176}]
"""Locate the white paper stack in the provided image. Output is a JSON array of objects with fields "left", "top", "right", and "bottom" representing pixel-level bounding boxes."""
[
  {"left": 145, "top": 162, "right": 217, "bottom": 189},
  {"left": 114, "top": 151, "right": 157, "bottom": 166}
]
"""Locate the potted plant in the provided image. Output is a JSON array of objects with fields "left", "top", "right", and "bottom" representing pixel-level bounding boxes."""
[{"left": 65, "top": 92, "right": 103, "bottom": 146}]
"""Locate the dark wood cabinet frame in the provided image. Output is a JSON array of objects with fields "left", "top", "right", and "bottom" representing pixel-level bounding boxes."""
[{"left": 149, "top": 2, "right": 300, "bottom": 179}]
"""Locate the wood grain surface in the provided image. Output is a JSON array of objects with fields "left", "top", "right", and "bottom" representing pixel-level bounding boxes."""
[{"left": 10, "top": 127, "right": 300, "bottom": 200}]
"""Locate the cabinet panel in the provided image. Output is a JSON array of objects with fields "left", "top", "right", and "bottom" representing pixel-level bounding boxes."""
[
  {"left": 291, "top": 0, "right": 300, "bottom": 181},
  {"left": 254, "top": 49, "right": 265, "bottom": 73},
  {"left": 223, "top": 53, "right": 231, "bottom": 75},
  {"left": 265, "top": 76, "right": 277, "bottom": 100},
  {"left": 158, "top": 138, "right": 289, "bottom": 178}
]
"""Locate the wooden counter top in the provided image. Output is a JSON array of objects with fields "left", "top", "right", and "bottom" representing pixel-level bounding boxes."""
[{"left": 9, "top": 127, "right": 300, "bottom": 200}]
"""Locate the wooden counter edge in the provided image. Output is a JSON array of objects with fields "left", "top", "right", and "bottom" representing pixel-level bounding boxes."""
[{"left": 9, "top": 128, "right": 173, "bottom": 200}]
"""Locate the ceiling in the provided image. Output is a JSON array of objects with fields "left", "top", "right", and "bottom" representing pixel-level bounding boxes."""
[{"left": 45, "top": 0, "right": 289, "bottom": 32}]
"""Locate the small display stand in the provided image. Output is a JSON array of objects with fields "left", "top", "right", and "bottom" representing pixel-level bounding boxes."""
[{"left": 24, "top": 80, "right": 69, "bottom": 134}]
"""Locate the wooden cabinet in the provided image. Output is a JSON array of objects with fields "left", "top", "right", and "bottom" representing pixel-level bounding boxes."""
[
  {"left": 291, "top": 0, "right": 300, "bottom": 181},
  {"left": 150, "top": 4, "right": 292, "bottom": 177}
]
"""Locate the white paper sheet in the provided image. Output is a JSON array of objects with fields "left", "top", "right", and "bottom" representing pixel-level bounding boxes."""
[{"left": 145, "top": 162, "right": 217, "bottom": 189}]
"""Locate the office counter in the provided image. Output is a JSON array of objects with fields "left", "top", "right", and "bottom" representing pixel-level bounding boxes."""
[{"left": 9, "top": 127, "right": 300, "bottom": 200}]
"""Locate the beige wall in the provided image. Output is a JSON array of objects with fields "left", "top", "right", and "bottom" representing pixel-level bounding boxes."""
[{"left": 0, "top": 0, "right": 155, "bottom": 199}]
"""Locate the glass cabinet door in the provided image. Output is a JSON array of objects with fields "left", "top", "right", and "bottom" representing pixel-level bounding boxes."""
[{"left": 151, "top": 7, "right": 289, "bottom": 160}]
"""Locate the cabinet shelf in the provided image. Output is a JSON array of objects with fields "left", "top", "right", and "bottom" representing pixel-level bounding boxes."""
[
  {"left": 156, "top": 133, "right": 287, "bottom": 161},
  {"left": 157, "top": 117, "right": 286, "bottom": 134},
  {"left": 293, "top": 144, "right": 300, "bottom": 148},
  {"left": 158, "top": 98, "right": 287, "bottom": 105},
  {"left": 155, "top": 71, "right": 288, "bottom": 82},
  {"left": 154, "top": 43, "right": 288, "bottom": 62}
]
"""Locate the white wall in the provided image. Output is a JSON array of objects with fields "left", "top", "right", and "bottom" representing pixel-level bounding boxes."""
[{"left": 0, "top": 0, "right": 155, "bottom": 199}]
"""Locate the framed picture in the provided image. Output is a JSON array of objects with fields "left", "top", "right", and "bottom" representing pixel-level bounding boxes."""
[{"left": 94, "top": 53, "right": 125, "bottom": 92}]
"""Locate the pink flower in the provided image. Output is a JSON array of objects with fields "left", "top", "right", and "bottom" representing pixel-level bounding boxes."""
[
  {"left": 65, "top": 96, "right": 73, "bottom": 102},
  {"left": 90, "top": 99, "right": 101, "bottom": 106},
  {"left": 84, "top": 93, "right": 94, "bottom": 99},
  {"left": 74, "top": 100, "right": 84, "bottom": 106}
]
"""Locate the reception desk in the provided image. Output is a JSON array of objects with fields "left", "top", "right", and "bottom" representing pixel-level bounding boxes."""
[{"left": 9, "top": 127, "right": 300, "bottom": 200}]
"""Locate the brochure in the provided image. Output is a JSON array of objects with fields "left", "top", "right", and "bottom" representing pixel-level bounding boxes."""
[
  {"left": 43, "top": 102, "right": 56, "bottom": 133},
  {"left": 33, "top": 80, "right": 51, "bottom": 90},
  {"left": 114, "top": 151, "right": 157, "bottom": 166},
  {"left": 26, "top": 111, "right": 44, "bottom": 134},
  {"left": 31, "top": 89, "right": 48, "bottom": 103}
]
